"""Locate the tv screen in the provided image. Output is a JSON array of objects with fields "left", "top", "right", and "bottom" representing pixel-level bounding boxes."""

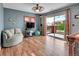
[
  {"left": 26, "top": 22, "right": 35, "bottom": 28},
  {"left": 31, "top": 23, "right": 35, "bottom": 28}
]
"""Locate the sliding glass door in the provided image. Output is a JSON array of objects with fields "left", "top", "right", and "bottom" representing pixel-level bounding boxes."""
[
  {"left": 46, "top": 15, "right": 65, "bottom": 40},
  {"left": 54, "top": 15, "right": 65, "bottom": 40}
]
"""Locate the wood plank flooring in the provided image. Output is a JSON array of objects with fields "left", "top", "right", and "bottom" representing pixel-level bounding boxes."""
[{"left": 0, "top": 36, "right": 68, "bottom": 56}]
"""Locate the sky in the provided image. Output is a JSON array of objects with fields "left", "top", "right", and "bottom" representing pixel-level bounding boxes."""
[{"left": 46, "top": 15, "right": 65, "bottom": 26}]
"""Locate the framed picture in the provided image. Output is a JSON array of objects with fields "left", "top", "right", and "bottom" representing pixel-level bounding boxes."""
[{"left": 75, "top": 15, "right": 79, "bottom": 19}]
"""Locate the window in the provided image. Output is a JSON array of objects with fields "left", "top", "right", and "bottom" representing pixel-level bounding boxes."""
[{"left": 46, "top": 17, "right": 54, "bottom": 26}]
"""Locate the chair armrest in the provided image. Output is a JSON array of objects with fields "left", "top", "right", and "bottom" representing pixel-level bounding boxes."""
[{"left": 3, "top": 32, "right": 8, "bottom": 40}]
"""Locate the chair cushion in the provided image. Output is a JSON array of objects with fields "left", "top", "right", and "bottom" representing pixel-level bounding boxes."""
[{"left": 9, "top": 29, "right": 14, "bottom": 35}]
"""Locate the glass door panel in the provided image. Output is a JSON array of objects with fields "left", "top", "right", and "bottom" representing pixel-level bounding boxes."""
[
  {"left": 54, "top": 15, "right": 65, "bottom": 39},
  {"left": 46, "top": 17, "right": 54, "bottom": 34}
]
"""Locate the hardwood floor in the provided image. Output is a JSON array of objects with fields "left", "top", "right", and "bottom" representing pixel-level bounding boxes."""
[{"left": 0, "top": 36, "right": 68, "bottom": 56}]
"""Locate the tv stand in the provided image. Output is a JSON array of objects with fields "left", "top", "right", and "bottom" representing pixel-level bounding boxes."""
[{"left": 25, "top": 30, "right": 34, "bottom": 37}]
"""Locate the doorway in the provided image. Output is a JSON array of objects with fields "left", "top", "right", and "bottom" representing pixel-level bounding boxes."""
[{"left": 46, "top": 15, "right": 66, "bottom": 40}]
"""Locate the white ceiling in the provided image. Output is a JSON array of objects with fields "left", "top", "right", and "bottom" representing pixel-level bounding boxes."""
[{"left": 3, "top": 3, "right": 75, "bottom": 14}]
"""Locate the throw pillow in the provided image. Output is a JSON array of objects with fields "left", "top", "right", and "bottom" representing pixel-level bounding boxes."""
[
  {"left": 4, "top": 30, "right": 13, "bottom": 39},
  {"left": 14, "top": 28, "right": 22, "bottom": 34},
  {"left": 9, "top": 29, "right": 14, "bottom": 36}
]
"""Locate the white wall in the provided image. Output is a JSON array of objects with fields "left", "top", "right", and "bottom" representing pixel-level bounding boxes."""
[
  {"left": 70, "top": 4, "right": 79, "bottom": 33},
  {"left": 46, "top": 11, "right": 65, "bottom": 17}
]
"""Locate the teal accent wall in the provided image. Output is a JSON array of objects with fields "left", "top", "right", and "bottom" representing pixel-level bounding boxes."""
[
  {"left": 0, "top": 4, "right": 4, "bottom": 47},
  {"left": 35, "top": 15, "right": 40, "bottom": 30},
  {"left": 4, "top": 8, "right": 40, "bottom": 31}
]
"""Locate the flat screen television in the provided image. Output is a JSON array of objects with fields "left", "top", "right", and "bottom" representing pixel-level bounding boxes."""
[{"left": 26, "top": 22, "right": 35, "bottom": 28}]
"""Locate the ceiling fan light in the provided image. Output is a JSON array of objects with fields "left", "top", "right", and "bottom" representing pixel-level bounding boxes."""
[
  {"left": 35, "top": 9, "right": 39, "bottom": 12},
  {"left": 32, "top": 4, "right": 44, "bottom": 12}
]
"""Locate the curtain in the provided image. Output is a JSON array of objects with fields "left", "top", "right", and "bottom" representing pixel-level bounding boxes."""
[{"left": 65, "top": 9, "right": 70, "bottom": 40}]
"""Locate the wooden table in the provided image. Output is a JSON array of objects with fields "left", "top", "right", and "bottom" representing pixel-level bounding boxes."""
[{"left": 67, "top": 33, "right": 79, "bottom": 56}]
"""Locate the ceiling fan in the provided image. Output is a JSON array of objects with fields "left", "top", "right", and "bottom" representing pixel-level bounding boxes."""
[{"left": 32, "top": 4, "right": 44, "bottom": 12}]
